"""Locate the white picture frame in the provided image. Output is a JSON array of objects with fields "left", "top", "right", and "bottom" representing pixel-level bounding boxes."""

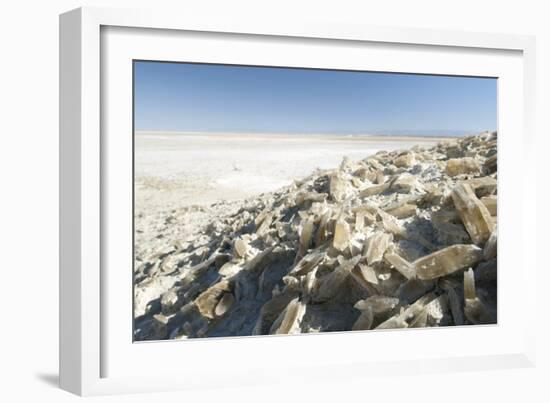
[{"left": 59, "top": 6, "right": 537, "bottom": 396}]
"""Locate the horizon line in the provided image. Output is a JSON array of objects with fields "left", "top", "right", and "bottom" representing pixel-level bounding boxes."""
[{"left": 134, "top": 129, "right": 494, "bottom": 138}]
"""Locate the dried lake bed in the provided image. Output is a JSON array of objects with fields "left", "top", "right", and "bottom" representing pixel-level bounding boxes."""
[{"left": 134, "top": 132, "right": 444, "bottom": 209}]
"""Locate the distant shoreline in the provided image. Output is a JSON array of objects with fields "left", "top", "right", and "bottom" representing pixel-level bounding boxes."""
[{"left": 134, "top": 130, "right": 476, "bottom": 142}]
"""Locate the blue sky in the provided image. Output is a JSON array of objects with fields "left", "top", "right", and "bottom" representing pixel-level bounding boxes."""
[{"left": 134, "top": 61, "right": 497, "bottom": 135}]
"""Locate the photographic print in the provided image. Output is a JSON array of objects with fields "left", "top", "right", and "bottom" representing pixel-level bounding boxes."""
[{"left": 133, "top": 61, "right": 497, "bottom": 341}]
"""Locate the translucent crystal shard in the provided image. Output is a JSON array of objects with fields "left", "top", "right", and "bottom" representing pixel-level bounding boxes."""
[
  {"left": 409, "top": 310, "right": 428, "bottom": 327},
  {"left": 363, "top": 232, "right": 393, "bottom": 265},
  {"left": 350, "top": 265, "right": 379, "bottom": 295},
  {"left": 330, "top": 173, "right": 350, "bottom": 202},
  {"left": 384, "top": 252, "right": 416, "bottom": 280},
  {"left": 385, "top": 203, "right": 417, "bottom": 219},
  {"left": 463, "top": 176, "right": 497, "bottom": 197},
  {"left": 301, "top": 267, "right": 319, "bottom": 299},
  {"left": 451, "top": 183, "right": 495, "bottom": 245},
  {"left": 290, "top": 247, "right": 325, "bottom": 276},
  {"left": 218, "top": 262, "right": 243, "bottom": 279},
  {"left": 360, "top": 182, "right": 389, "bottom": 197},
  {"left": 463, "top": 268, "right": 476, "bottom": 300},
  {"left": 271, "top": 297, "right": 306, "bottom": 335},
  {"left": 315, "top": 256, "right": 360, "bottom": 301},
  {"left": 352, "top": 306, "right": 374, "bottom": 331},
  {"left": 390, "top": 173, "right": 419, "bottom": 193},
  {"left": 355, "top": 166, "right": 376, "bottom": 182},
  {"left": 253, "top": 292, "right": 298, "bottom": 335},
  {"left": 194, "top": 280, "right": 231, "bottom": 319},
  {"left": 394, "top": 153, "right": 416, "bottom": 168},
  {"left": 413, "top": 244, "right": 483, "bottom": 280},
  {"left": 354, "top": 296, "right": 399, "bottom": 314},
  {"left": 463, "top": 269, "right": 494, "bottom": 324},
  {"left": 483, "top": 228, "right": 497, "bottom": 260},
  {"left": 214, "top": 292, "right": 235, "bottom": 317},
  {"left": 377, "top": 209, "right": 406, "bottom": 237},
  {"left": 484, "top": 154, "right": 497, "bottom": 173},
  {"left": 295, "top": 191, "right": 327, "bottom": 205},
  {"left": 315, "top": 210, "right": 331, "bottom": 247},
  {"left": 444, "top": 285, "right": 464, "bottom": 326},
  {"left": 464, "top": 299, "right": 494, "bottom": 324},
  {"left": 357, "top": 264, "right": 379, "bottom": 284},
  {"left": 355, "top": 212, "right": 365, "bottom": 232},
  {"left": 423, "top": 294, "right": 450, "bottom": 326},
  {"left": 298, "top": 217, "right": 315, "bottom": 255},
  {"left": 333, "top": 219, "right": 351, "bottom": 251},
  {"left": 376, "top": 170, "right": 386, "bottom": 185},
  {"left": 375, "top": 314, "right": 408, "bottom": 330},
  {"left": 243, "top": 245, "right": 277, "bottom": 273},
  {"left": 480, "top": 195, "right": 497, "bottom": 216},
  {"left": 234, "top": 238, "right": 249, "bottom": 258},
  {"left": 256, "top": 212, "right": 274, "bottom": 236},
  {"left": 376, "top": 293, "right": 437, "bottom": 329},
  {"left": 445, "top": 157, "right": 481, "bottom": 176}
]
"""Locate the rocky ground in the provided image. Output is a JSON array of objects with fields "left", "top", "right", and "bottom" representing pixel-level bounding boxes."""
[{"left": 134, "top": 132, "right": 497, "bottom": 341}]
